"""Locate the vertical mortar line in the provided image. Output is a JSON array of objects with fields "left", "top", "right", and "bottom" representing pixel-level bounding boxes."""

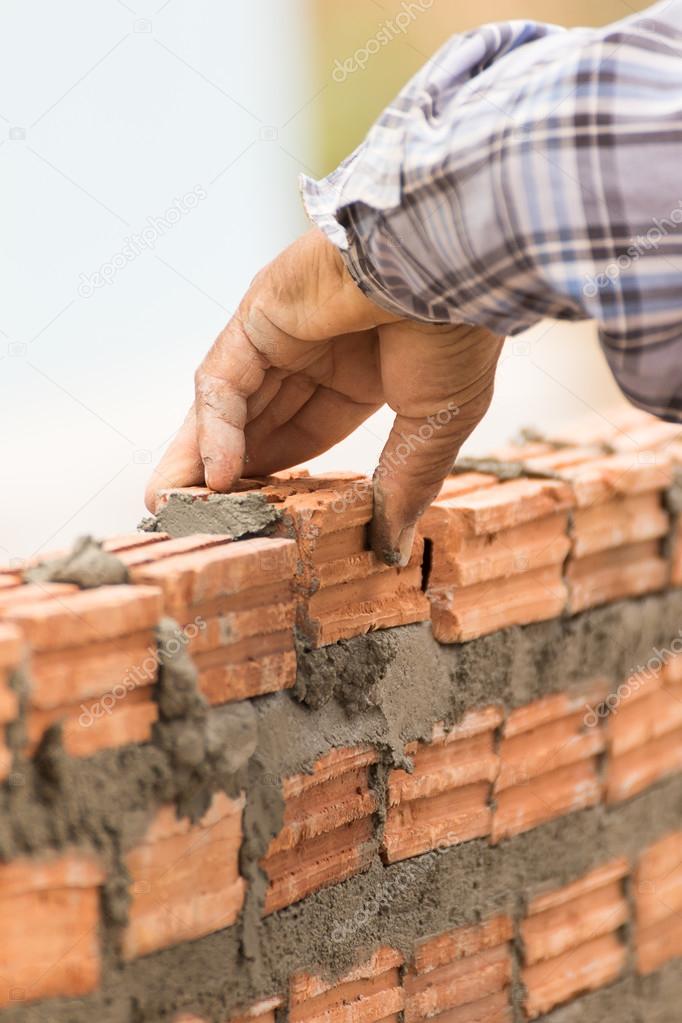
[
  {"left": 620, "top": 857, "right": 639, "bottom": 998},
  {"left": 661, "top": 467, "right": 682, "bottom": 585}
]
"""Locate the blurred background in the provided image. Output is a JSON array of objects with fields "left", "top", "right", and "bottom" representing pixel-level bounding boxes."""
[{"left": 1, "top": 0, "right": 649, "bottom": 561}]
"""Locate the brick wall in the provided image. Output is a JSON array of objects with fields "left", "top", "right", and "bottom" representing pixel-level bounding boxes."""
[{"left": 1, "top": 406, "right": 682, "bottom": 1021}]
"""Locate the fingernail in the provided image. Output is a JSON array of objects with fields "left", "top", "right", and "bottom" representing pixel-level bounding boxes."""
[{"left": 395, "top": 524, "right": 416, "bottom": 568}]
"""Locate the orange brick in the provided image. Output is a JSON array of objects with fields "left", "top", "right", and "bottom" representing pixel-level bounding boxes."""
[
  {"left": 129, "top": 536, "right": 298, "bottom": 703},
  {"left": 522, "top": 879, "right": 628, "bottom": 966},
  {"left": 262, "top": 747, "right": 379, "bottom": 913},
  {"left": 566, "top": 540, "right": 668, "bottom": 613},
  {"left": 26, "top": 630, "right": 158, "bottom": 710},
  {"left": 405, "top": 943, "right": 512, "bottom": 1023},
  {"left": 423, "top": 512, "right": 570, "bottom": 588},
  {"left": 503, "top": 682, "right": 609, "bottom": 738},
  {"left": 412, "top": 915, "right": 513, "bottom": 974},
  {"left": 102, "top": 532, "right": 170, "bottom": 552},
  {"left": 635, "top": 832, "right": 682, "bottom": 966},
  {"left": 245, "top": 475, "right": 430, "bottom": 647},
  {"left": 606, "top": 726, "right": 682, "bottom": 803},
  {"left": 0, "top": 581, "right": 79, "bottom": 613},
  {"left": 496, "top": 698, "right": 605, "bottom": 793},
  {"left": 558, "top": 452, "right": 672, "bottom": 506},
  {"left": 528, "top": 858, "right": 629, "bottom": 915},
  {"left": 426, "top": 478, "right": 574, "bottom": 538},
  {"left": 492, "top": 759, "right": 602, "bottom": 843},
  {"left": 117, "top": 533, "right": 232, "bottom": 568},
  {"left": 429, "top": 565, "right": 567, "bottom": 643},
  {"left": 522, "top": 933, "right": 626, "bottom": 1018},
  {"left": 382, "top": 709, "right": 502, "bottom": 863},
  {"left": 571, "top": 492, "right": 669, "bottom": 558},
  {"left": 637, "top": 914, "right": 682, "bottom": 975},
  {"left": 130, "top": 537, "right": 296, "bottom": 617},
  {"left": 27, "top": 687, "right": 158, "bottom": 757},
  {"left": 607, "top": 679, "right": 682, "bottom": 756},
  {"left": 123, "top": 792, "right": 245, "bottom": 959},
  {"left": 290, "top": 948, "right": 404, "bottom": 1023},
  {"left": 3, "top": 585, "right": 162, "bottom": 651},
  {"left": 0, "top": 849, "right": 104, "bottom": 1006}
]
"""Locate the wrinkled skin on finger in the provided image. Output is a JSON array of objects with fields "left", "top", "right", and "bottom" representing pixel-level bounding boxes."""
[{"left": 146, "top": 229, "right": 503, "bottom": 565}]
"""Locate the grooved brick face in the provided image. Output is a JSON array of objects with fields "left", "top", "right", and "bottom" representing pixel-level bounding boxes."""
[
  {"left": 129, "top": 534, "right": 298, "bottom": 703},
  {"left": 382, "top": 707, "right": 502, "bottom": 863},
  {"left": 635, "top": 831, "right": 682, "bottom": 974},
  {"left": 0, "top": 848, "right": 105, "bottom": 1007},
  {"left": 521, "top": 860, "right": 629, "bottom": 1018},
  {"left": 0, "top": 586, "right": 163, "bottom": 759},
  {"left": 261, "top": 745, "right": 379, "bottom": 914},
  {"left": 492, "top": 682, "right": 607, "bottom": 843},
  {"left": 606, "top": 654, "right": 682, "bottom": 804},
  {"left": 405, "top": 914, "right": 513, "bottom": 1023},
  {"left": 123, "top": 791, "right": 246, "bottom": 959},
  {"left": 423, "top": 476, "right": 572, "bottom": 642},
  {"left": 156, "top": 477, "right": 429, "bottom": 648},
  {"left": 291, "top": 948, "right": 405, "bottom": 1023}
]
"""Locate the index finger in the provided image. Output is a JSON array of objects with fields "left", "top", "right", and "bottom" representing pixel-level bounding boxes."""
[{"left": 195, "top": 315, "right": 267, "bottom": 491}]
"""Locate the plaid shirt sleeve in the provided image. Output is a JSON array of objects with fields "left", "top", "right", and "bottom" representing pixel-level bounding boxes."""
[{"left": 300, "top": 1, "right": 682, "bottom": 422}]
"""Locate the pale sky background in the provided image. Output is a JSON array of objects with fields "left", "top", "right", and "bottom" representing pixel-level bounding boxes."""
[{"left": 1, "top": 0, "right": 637, "bottom": 563}]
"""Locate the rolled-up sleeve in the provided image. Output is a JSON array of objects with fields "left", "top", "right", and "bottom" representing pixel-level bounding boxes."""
[{"left": 301, "top": 1, "right": 682, "bottom": 422}]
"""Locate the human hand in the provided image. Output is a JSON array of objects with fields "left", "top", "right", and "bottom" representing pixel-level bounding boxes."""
[{"left": 146, "top": 228, "right": 503, "bottom": 565}]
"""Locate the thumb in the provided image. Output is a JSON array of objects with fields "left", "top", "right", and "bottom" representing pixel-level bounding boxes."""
[{"left": 371, "top": 322, "right": 503, "bottom": 566}]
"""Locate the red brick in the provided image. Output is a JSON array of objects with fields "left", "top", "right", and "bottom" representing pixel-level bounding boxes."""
[
  {"left": 0, "top": 581, "right": 79, "bottom": 613},
  {"left": 423, "top": 512, "right": 570, "bottom": 588},
  {"left": 261, "top": 747, "right": 379, "bottom": 914},
  {"left": 290, "top": 948, "right": 404, "bottom": 1023},
  {"left": 382, "top": 709, "right": 502, "bottom": 863},
  {"left": 522, "top": 933, "right": 626, "bottom": 1019},
  {"left": 130, "top": 537, "right": 298, "bottom": 703},
  {"left": 27, "top": 630, "right": 158, "bottom": 710},
  {"left": 426, "top": 478, "right": 574, "bottom": 538},
  {"left": 503, "top": 682, "right": 609, "bottom": 738},
  {"left": 123, "top": 792, "right": 245, "bottom": 959},
  {"left": 102, "top": 532, "right": 170, "bottom": 552},
  {"left": 429, "top": 565, "right": 567, "bottom": 643},
  {"left": 566, "top": 540, "right": 668, "bottom": 613},
  {"left": 522, "top": 877, "right": 628, "bottom": 966},
  {"left": 607, "top": 677, "right": 682, "bottom": 757},
  {"left": 405, "top": 941, "right": 512, "bottom": 1023},
  {"left": 635, "top": 831, "right": 682, "bottom": 972},
  {"left": 3, "top": 585, "right": 162, "bottom": 651},
  {"left": 606, "top": 726, "right": 682, "bottom": 803},
  {"left": 130, "top": 537, "right": 296, "bottom": 616},
  {"left": 557, "top": 452, "right": 672, "bottom": 506},
  {"left": 412, "top": 915, "right": 513, "bottom": 974},
  {"left": 0, "top": 849, "right": 104, "bottom": 1006},
  {"left": 571, "top": 492, "right": 669, "bottom": 558},
  {"left": 496, "top": 708, "right": 605, "bottom": 793},
  {"left": 492, "top": 759, "right": 602, "bottom": 843},
  {"left": 27, "top": 686, "right": 158, "bottom": 757},
  {"left": 527, "top": 858, "right": 629, "bottom": 915},
  {"left": 117, "top": 533, "right": 231, "bottom": 568}
]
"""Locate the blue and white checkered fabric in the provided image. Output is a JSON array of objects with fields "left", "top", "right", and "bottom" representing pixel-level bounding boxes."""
[{"left": 302, "top": 1, "right": 682, "bottom": 420}]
